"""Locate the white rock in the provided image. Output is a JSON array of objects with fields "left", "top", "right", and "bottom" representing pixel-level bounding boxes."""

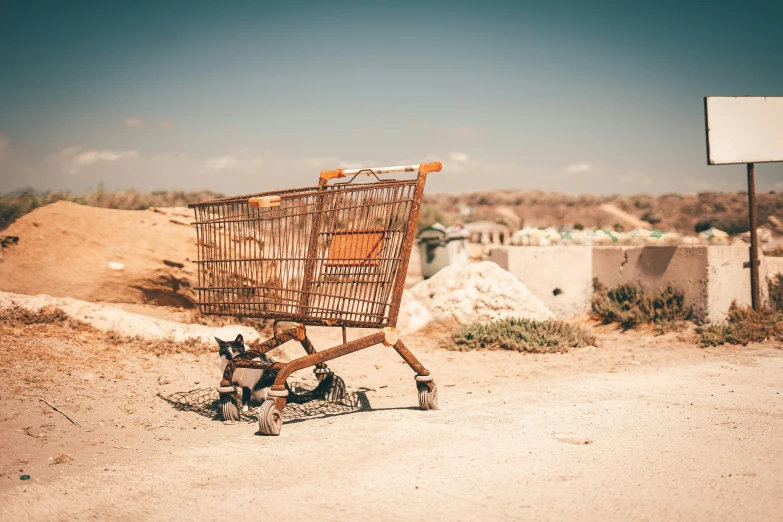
[{"left": 398, "top": 261, "right": 553, "bottom": 333}]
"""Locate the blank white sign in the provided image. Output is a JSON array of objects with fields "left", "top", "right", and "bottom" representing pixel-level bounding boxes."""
[{"left": 704, "top": 96, "right": 783, "bottom": 165}]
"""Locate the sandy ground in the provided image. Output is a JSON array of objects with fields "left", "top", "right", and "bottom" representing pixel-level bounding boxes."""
[{"left": 1, "top": 320, "right": 781, "bottom": 521}]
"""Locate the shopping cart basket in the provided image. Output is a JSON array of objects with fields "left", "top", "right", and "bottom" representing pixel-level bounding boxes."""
[{"left": 189, "top": 161, "right": 442, "bottom": 435}]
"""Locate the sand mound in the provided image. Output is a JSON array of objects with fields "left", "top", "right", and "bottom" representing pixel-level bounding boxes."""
[
  {"left": 0, "top": 202, "right": 198, "bottom": 307},
  {"left": 398, "top": 261, "right": 553, "bottom": 333},
  {"left": 0, "top": 291, "right": 262, "bottom": 346}
]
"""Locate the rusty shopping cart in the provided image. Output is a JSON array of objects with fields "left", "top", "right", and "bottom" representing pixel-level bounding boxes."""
[{"left": 189, "top": 161, "right": 442, "bottom": 435}]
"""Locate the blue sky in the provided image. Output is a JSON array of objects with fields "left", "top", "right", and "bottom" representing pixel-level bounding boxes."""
[{"left": 1, "top": 0, "right": 781, "bottom": 195}]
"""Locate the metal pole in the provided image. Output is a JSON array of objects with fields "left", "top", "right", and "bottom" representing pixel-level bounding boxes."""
[{"left": 746, "top": 162, "right": 760, "bottom": 311}]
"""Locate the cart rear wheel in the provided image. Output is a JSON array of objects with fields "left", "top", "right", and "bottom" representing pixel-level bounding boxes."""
[
  {"left": 257, "top": 400, "right": 283, "bottom": 436},
  {"left": 221, "top": 394, "right": 240, "bottom": 422},
  {"left": 417, "top": 382, "right": 439, "bottom": 411}
]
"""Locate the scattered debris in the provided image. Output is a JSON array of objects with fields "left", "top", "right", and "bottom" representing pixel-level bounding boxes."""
[
  {"left": 51, "top": 453, "right": 74, "bottom": 465},
  {"left": 39, "top": 398, "right": 81, "bottom": 427}
]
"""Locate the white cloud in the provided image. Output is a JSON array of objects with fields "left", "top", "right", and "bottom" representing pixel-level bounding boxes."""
[
  {"left": 63, "top": 147, "right": 139, "bottom": 174},
  {"left": 157, "top": 120, "right": 173, "bottom": 128},
  {"left": 124, "top": 118, "right": 145, "bottom": 128},
  {"left": 565, "top": 161, "right": 596, "bottom": 174},
  {"left": 205, "top": 155, "right": 239, "bottom": 172},
  {"left": 450, "top": 152, "right": 469, "bottom": 163}
]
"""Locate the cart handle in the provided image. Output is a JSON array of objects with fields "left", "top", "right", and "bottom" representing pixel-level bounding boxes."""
[{"left": 320, "top": 161, "right": 442, "bottom": 182}]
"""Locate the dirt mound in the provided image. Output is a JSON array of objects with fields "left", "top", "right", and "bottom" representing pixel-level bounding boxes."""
[
  {"left": 0, "top": 291, "right": 262, "bottom": 345},
  {"left": 0, "top": 201, "right": 198, "bottom": 307},
  {"left": 398, "top": 261, "right": 553, "bottom": 333}
]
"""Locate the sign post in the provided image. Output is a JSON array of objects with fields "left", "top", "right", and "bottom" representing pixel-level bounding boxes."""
[
  {"left": 746, "top": 162, "right": 759, "bottom": 309},
  {"left": 704, "top": 96, "right": 783, "bottom": 311}
]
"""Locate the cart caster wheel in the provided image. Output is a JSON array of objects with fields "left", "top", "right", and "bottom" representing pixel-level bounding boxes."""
[
  {"left": 313, "top": 366, "right": 331, "bottom": 383},
  {"left": 417, "top": 381, "right": 439, "bottom": 411},
  {"left": 257, "top": 400, "right": 283, "bottom": 436},
  {"left": 323, "top": 374, "right": 346, "bottom": 402},
  {"left": 221, "top": 394, "right": 240, "bottom": 422}
]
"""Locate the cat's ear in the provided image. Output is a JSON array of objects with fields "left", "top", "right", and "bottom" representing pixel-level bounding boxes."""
[
  {"left": 234, "top": 334, "right": 244, "bottom": 344},
  {"left": 214, "top": 337, "right": 225, "bottom": 346}
]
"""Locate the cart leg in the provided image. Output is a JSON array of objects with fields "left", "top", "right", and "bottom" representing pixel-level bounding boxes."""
[
  {"left": 299, "top": 336, "right": 331, "bottom": 382},
  {"left": 392, "top": 339, "right": 439, "bottom": 411},
  {"left": 391, "top": 339, "right": 429, "bottom": 376}
]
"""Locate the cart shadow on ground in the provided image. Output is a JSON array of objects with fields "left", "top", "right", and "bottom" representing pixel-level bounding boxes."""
[{"left": 158, "top": 384, "right": 416, "bottom": 426}]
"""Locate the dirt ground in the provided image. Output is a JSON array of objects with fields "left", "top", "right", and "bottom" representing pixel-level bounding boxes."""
[{"left": 1, "top": 319, "right": 781, "bottom": 521}]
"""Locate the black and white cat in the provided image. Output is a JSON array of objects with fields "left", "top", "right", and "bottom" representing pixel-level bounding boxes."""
[
  {"left": 215, "top": 334, "right": 339, "bottom": 412},
  {"left": 215, "top": 334, "right": 275, "bottom": 412}
]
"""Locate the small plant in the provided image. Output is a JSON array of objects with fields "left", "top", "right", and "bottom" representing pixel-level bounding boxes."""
[
  {"left": 591, "top": 282, "right": 693, "bottom": 331},
  {"left": 448, "top": 318, "right": 596, "bottom": 354},
  {"left": 698, "top": 277, "right": 783, "bottom": 346},
  {"left": 698, "top": 303, "right": 783, "bottom": 347},
  {"left": 0, "top": 305, "right": 77, "bottom": 326}
]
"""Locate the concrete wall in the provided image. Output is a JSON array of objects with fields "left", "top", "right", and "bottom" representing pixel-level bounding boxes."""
[
  {"left": 491, "top": 245, "right": 770, "bottom": 322},
  {"left": 707, "top": 244, "right": 768, "bottom": 322},
  {"left": 766, "top": 256, "right": 783, "bottom": 278},
  {"left": 488, "top": 246, "right": 593, "bottom": 318}
]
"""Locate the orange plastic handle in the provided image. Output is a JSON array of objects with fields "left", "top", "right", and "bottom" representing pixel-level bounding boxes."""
[
  {"left": 320, "top": 169, "right": 345, "bottom": 181},
  {"left": 419, "top": 161, "right": 442, "bottom": 175}
]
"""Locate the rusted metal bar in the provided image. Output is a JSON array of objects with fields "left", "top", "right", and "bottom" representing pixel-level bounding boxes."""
[
  {"left": 392, "top": 338, "right": 430, "bottom": 376},
  {"left": 747, "top": 162, "right": 760, "bottom": 310},
  {"left": 271, "top": 332, "right": 386, "bottom": 393},
  {"left": 299, "top": 335, "right": 328, "bottom": 374},
  {"left": 386, "top": 171, "right": 428, "bottom": 326},
  {"left": 297, "top": 184, "right": 329, "bottom": 318}
]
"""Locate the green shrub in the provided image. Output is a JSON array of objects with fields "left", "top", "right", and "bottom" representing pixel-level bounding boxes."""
[
  {"left": 698, "top": 302, "right": 783, "bottom": 347},
  {"left": 591, "top": 282, "right": 693, "bottom": 331},
  {"left": 693, "top": 217, "right": 749, "bottom": 235},
  {"left": 448, "top": 318, "right": 596, "bottom": 354}
]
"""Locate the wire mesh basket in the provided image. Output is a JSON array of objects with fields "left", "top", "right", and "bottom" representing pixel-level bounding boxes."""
[{"left": 191, "top": 176, "right": 425, "bottom": 328}]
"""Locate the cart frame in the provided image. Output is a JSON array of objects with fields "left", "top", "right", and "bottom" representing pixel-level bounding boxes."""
[{"left": 189, "top": 161, "right": 442, "bottom": 434}]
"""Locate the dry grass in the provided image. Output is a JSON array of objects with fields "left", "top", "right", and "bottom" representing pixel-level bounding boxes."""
[
  {"left": 591, "top": 282, "right": 694, "bottom": 332},
  {"left": 5, "top": 187, "right": 780, "bottom": 237},
  {"left": 697, "top": 305, "right": 783, "bottom": 347},
  {"left": 447, "top": 318, "right": 596, "bottom": 354},
  {"left": 419, "top": 189, "right": 783, "bottom": 235},
  {"left": 1, "top": 187, "right": 223, "bottom": 231},
  {"left": 0, "top": 305, "right": 213, "bottom": 356},
  {"left": 698, "top": 275, "right": 783, "bottom": 346}
]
